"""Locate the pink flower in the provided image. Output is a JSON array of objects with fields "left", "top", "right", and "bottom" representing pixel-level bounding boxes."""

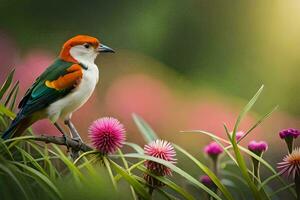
[
  {"left": 277, "top": 147, "right": 300, "bottom": 179},
  {"left": 204, "top": 142, "right": 223, "bottom": 157},
  {"left": 144, "top": 139, "right": 176, "bottom": 176},
  {"left": 279, "top": 128, "right": 300, "bottom": 139},
  {"left": 88, "top": 117, "right": 126, "bottom": 154},
  {"left": 248, "top": 140, "right": 268, "bottom": 155},
  {"left": 279, "top": 128, "right": 300, "bottom": 153},
  {"left": 236, "top": 131, "right": 244, "bottom": 141}
]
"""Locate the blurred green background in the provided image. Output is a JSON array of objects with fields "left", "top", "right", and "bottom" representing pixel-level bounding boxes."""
[{"left": 0, "top": 0, "right": 299, "bottom": 180}]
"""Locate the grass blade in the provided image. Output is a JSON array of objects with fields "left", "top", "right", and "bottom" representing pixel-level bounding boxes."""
[
  {"left": 0, "top": 103, "right": 16, "bottom": 118},
  {"left": 238, "top": 106, "right": 278, "bottom": 143},
  {"left": 232, "top": 85, "right": 264, "bottom": 138},
  {"left": 110, "top": 159, "right": 151, "bottom": 199},
  {"left": 0, "top": 69, "right": 15, "bottom": 100},
  {"left": 11, "top": 161, "right": 62, "bottom": 199},
  {"left": 124, "top": 142, "right": 144, "bottom": 154},
  {"left": 132, "top": 113, "right": 158, "bottom": 143},
  {"left": 4, "top": 81, "right": 19, "bottom": 107},
  {"left": 0, "top": 162, "right": 29, "bottom": 200}
]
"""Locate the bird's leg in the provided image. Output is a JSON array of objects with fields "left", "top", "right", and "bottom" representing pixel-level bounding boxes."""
[
  {"left": 64, "top": 119, "right": 83, "bottom": 143},
  {"left": 54, "top": 122, "right": 70, "bottom": 150}
]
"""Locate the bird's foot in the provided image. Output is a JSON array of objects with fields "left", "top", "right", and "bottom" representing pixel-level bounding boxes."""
[
  {"left": 62, "top": 134, "right": 70, "bottom": 152},
  {"left": 72, "top": 137, "right": 83, "bottom": 151}
]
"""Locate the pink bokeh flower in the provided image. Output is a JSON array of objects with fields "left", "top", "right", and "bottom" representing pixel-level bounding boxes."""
[
  {"left": 204, "top": 142, "right": 223, "bottom": 158},
  {"left": 88, "top": 117, "right": 126, "bottom": 154},
  {"left": 277, "top": 147, "right": 300, "bottom": 179},
  {"left": 248, "top": 140, "right": 268, "bottom": 155},
  {"left": 236, "top": 131, "right": 244, "bottom": 141},
  {"left": 144, "top": 139, "right": 176, "bottom": 176}
]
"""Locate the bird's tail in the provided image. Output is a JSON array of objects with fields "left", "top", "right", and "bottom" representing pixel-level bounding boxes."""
[{"left": 1, "top": 114, "right": 34, "bottom": 140}]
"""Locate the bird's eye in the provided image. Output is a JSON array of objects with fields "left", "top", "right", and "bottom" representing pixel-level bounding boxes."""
[{"left": 84, "top": 44, "right": 90, "bottom": 49}]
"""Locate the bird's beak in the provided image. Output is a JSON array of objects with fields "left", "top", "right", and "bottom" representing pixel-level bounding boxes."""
[{"left": 97, "top": 44, "right": 115, "bottom": 53}]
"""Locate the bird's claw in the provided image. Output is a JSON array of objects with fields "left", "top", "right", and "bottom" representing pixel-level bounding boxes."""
[{"left": 72, "top": 137, "right": 83, "bottom": 150}]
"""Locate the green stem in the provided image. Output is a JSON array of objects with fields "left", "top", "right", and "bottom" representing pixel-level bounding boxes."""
[
  {"left": 103, "top": 157, "right": 117, "bottom": 190},
  {"left": 285, "top": 137, "right": 294, "bottom": 154},
  {"left": 251, "top": 152, "right": 262, "bottom": 184}
]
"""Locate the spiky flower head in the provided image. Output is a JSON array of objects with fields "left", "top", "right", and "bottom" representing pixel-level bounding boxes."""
[
  {"left": 248, "top": 140, "right": 268, "bottom": 156},
  {"left": 204, "top": 142, "right": 223, "bottom": 160},
  {"left": 144, "top": 139, "right": 177, "bottom": 176},
  {"left": 277, "top": 147, "right": 300, "bottom": 179},
  {"left": 88, "top": 117, "right": 126, "bottom": 154}
]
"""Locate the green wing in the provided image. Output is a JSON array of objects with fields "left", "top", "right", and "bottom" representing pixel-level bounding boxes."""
[{"left": 18, "top": 59, "right": 75, "bottom": 116}]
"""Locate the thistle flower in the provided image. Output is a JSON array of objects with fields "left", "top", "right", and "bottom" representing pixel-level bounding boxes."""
[
  {"left": 144, "top": 140, "right": 176, "bottom": 188},
  {"left": 144, "top": 139, "right": 176, "bottom": 176},
  {"left": 88, "top": 117, "right": 126, "bottom": 154},
  {"left": 204, "top": 142, "right": 223, "bottom": 160},
  {"left": 277, "top": 147, "right": 300, "bottom": 179},
  {"left": 248, "top": 140, "right": 268, "bottom": 156},
  {"left": 279, "top": 128, "right": 300, "bottom": 153}
]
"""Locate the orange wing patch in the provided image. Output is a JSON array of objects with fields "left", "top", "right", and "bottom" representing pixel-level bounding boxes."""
[{"left": 45, "top": 64, "right": 83, "bottom": 90}]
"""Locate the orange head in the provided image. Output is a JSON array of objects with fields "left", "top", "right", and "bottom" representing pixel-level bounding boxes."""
[{"left": 59, "top": 35, "right": 114, "bottom": 63}]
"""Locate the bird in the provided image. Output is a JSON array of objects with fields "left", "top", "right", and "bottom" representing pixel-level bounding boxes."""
[{"left": 1, "top": 35, "right": 114, "bottom": 141}]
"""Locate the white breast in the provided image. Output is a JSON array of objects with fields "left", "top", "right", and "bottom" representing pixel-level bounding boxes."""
[{"left": 47, "top": 63, "right": 99, "bottom": 122}]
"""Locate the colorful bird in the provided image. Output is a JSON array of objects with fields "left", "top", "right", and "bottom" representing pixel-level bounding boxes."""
[{"left": 1, "top": 35, "right": 114, "bottom": 141}]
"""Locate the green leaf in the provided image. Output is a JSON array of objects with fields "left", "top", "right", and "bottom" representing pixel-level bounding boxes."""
[
  {"left": 114, "top": 153, "right": 221, "bottom": 200},
  {"left": 0, "top": 103, "right": 16, "bottom": 118},
  {"left": 232, "top": 85, "right": 264, "bottom": 138},
  {"left": 124, "top": 142, "right": 144, "bottom": 154},
  {"left": 132, "top": 113, "right": 158, "bottom": 143},
  {"left": 109, "top": 159, "right": 151, "bottom": 200},
  {"left": 0, "top": 69, "right": 15, "bottom": 100}
]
